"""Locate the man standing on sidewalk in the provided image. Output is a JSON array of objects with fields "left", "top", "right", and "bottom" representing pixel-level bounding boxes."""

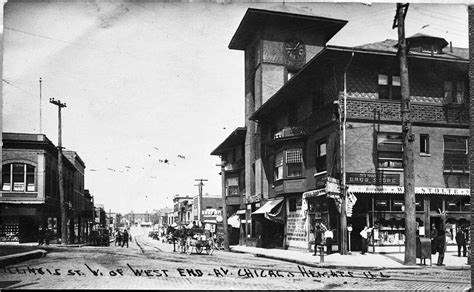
[
  {"left": 121, "top": 229, "right": 129, "bottom": 248},
  {"left": 360, "top": 226, "right": 373, "bottom": 255},
  {"left": 456, "top": 227, "right": 467, "bottom": 257}
]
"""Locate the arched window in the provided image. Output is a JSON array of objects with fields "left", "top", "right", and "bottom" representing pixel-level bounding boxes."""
[{"left": 2, "top": 163, "right": 36, "bottom": 192}]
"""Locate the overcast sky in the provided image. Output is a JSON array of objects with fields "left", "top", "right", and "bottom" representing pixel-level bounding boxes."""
[{"left": 2, "top": 0, "right": 470, "bottom": 214}]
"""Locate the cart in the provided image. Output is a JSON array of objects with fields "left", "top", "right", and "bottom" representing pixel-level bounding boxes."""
[{"left": 185, "top": 233, "right": 214, "bottom": 255}]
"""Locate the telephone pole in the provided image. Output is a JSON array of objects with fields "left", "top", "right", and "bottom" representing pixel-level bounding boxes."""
[
  {"left": 393, "top": 3, "right": 416, "bottom": 265},
  {"left": 50, "top": 98, "right": 68, "bottom": 246},
  {"left": 39, "top": 77, "right": 42, "bottom": 134},
  {"left": 194, "top": 179, "right": 208, "bottom": 222},
  {"left": 217, "top": 163, "right": 230, "bottom": 251}
]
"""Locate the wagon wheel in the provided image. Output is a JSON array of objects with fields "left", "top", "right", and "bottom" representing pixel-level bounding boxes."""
[{"left": 196, "top": 245, "right": 203, "bottom": 254}]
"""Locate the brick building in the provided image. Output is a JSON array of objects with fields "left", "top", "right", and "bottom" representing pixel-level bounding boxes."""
[
  {"left": 225, "top": 6, "right": 469, "bottom": 253},
  {"left": 211, "top": 127, "right": 246, "bottom": 243},
  {"left": 0, "top": 133, "right": 94, "bottom": 243}
]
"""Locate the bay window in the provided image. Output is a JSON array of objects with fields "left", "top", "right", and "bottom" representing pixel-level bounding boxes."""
[
  {"left": 2, "top": 163, "right": 36, "bottom": 192},
  {"left": 274, "top": 148, "right": 304, "bottom": 181}
]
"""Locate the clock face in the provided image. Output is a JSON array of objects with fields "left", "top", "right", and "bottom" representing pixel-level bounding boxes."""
[{"left": 285, "top": 40, "right": 305, "bottom": 62}]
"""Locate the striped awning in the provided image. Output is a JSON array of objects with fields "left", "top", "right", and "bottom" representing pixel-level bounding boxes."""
[{"left": 348, "top": 185, "right": 470, "bottom": 196}]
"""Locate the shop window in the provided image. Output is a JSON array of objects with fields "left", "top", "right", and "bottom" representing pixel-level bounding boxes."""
[
  {"left": 415, "top": 198, "right": 424, "bottom": 211},
  {"left": 460, "top": 197, "right": 470, "bottom": 212},
  {"left": 377, "top": 133, "right": 403, "bottom": 170},
  {"left": 419, "top": 134, "right": 430, "bottom": 155},
  {"left": 315, "top": 141, "right": 327, "bottom": 174},
  {"left": 444, "top": 81, "right": 465, "bottom": 104},
  {"left": 378, "top": 74, "right": 401, "bottom": 100},
  {"left": 391, "top": 200, "right": 404, "bottom": 211},
  {"left": 430, "top": 198, "right": 444, "bottom": 212},
  {"left": 446, "top": 198, "right": 461, "bottom": 212},
  {"left": 2, "top": 163, "right": 36, "bottom": 192},
  {"left": 374, "top": 199, "right": 390, "bottom": 211},
  {"left": 443, "top": 136, "right": 468, "bottom": 172}
]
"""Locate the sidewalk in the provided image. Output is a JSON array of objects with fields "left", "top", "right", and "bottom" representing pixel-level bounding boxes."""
[{"left": 229, "top": 245, "right": 470, "bottom": 270}]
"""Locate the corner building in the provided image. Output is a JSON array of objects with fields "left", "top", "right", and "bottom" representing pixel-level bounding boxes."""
[{"left": 224, "top": 6, "right": 469, "bottom": 253}]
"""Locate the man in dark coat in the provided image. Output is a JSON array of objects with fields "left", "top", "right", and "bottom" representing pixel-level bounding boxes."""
[
  {"left": 312, "top": 222, "right": 325, "bottom": 256},
  {"left": 121, "top": 230, "right": 129, "bottom": 248},
  {"left": 433, "top": 224, "right": 446, "bottom": 266},
  {"left": 455, "top": 228, "right": 467, "bottom": 257}
]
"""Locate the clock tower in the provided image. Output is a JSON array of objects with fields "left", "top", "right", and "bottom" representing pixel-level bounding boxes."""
[{"left": 228, "top": 6, "right": 346, "bottom": 239}]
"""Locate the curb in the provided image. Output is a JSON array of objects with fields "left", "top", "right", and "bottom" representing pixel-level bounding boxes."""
[
  {"left": 230, "top": 249, "right": 469, "bottom": 271},
  {"left": 0, "top": 250, "right": 47, "bottom": 268}
]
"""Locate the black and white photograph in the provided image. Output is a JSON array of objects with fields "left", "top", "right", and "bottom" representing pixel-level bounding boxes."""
[{"left": 0, "top": 0, "right": 472, "bottom": 290}]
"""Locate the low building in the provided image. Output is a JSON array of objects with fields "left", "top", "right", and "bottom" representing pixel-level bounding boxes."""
[{"left": 0, "top": 133, "right": 93, "bottom": 243}]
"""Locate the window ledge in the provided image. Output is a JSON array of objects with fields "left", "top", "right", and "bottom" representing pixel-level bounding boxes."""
[
  {"left": 314, "top": 171, "right": 327, "bottom": 177},
  {"left": 419, "top": 153, "right": 431, "bottom": 157},
  {"left": 377, "top": 168, "right": 403, "bottom": 172}
]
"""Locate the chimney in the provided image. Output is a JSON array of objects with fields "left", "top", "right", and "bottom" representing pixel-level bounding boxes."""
[{"left": 450, "top": 41, "right": 453, "bottom": 53}]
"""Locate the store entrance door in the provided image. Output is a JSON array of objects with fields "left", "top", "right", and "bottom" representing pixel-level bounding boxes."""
[{"left": 348, "top": 215, "right": 366, "bottom": 252}]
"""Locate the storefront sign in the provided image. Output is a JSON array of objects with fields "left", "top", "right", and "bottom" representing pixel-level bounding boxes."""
[
  {"left": 346, "top": 172, "right": 400, "bottom": 185},
  {"left": 203, "top": 209, "right": 222, "bottom": 216},
  {"left": 348, "top": 185, "right": 470, "bottom": 196},
  {"left": 246, "top": 193, "right": 262, "bottom": 204}
]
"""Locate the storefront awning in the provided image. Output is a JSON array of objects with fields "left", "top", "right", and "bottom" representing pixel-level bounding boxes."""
[
  {"left": 252, "top": 198, "right": 285, "bottom": 224},
  {"left": 252, "top": 198, "right": 284, "bottom": 215},
  {"left": 348, "top": 185, "right": 470, "bottom": 196},
  {"left": 236, "top": 209, "right": 246, "bottom": 215},
  {"left": 228, "top": 214, "right": 240, "bottom": 228}
]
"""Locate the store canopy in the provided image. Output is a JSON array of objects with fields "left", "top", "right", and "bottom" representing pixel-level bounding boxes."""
[
  {"left": 228, "top": 214, "right": 241, "bottom": 228},
  {"left": 252, "top": 198, "right": 284, "bottom": 215},
  {"left": 252, "top": 198, "right": 285, "bottom": 224}
]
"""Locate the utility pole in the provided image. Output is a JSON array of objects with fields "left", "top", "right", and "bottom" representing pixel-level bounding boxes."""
[
  {"left": 217, "top": 163, "right": 230, "bottom": 251},
  {"left": 50, "top": 98, "right": 67, "bottom": 246},
  {"left": 39, "top": 77, "right": 42, "bottom": 134},
  {"left": 393, "top": 3, "right": 416, "bottom": 265},
  {"left": 194, "top": 179, "right": 208, "bottom": 222}
]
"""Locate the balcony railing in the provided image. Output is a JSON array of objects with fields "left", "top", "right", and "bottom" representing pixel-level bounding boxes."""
[{"left": 273, "top": 126, "right": 306, "bottom": 140}]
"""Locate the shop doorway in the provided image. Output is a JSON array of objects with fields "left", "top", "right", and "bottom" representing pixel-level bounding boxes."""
[
  {"left": 18, "top": 216, "right": 38, "bottom": 243},
  {"left": 260, "top": 219, "right": 284, "bottom": 248},
  {"left": 348, "top": 215, "right": 367, "bottom": 252}
]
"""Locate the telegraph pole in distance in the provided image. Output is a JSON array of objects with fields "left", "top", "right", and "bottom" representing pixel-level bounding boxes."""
[
  {"left": 393, "top": 3, "right": 416, "bottom": 265},
  {"left": 50, "top": 98, "right": 68, "bottom": 246},
  {"left": 194, "top": 179, "right": 208, "bottom": 222}
]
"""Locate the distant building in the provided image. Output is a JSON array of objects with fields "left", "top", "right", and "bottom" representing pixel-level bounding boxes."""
[{"left": 123, "top": 211, "right": 151, "bottom": 226}]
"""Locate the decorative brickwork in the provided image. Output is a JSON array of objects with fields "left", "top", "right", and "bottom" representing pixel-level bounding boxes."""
[{"left": 344, "top": 98, "right": 469, "bottom": 125}]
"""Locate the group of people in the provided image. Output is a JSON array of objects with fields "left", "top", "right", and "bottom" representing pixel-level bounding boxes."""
[
  {"left": 114, "top": 229, "right": 131, "bottom": 248},
  {"left": 38, "top": 226, "right": 51, "bottom": 246}
]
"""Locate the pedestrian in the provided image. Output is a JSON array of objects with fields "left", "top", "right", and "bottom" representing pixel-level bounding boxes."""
[
  {"left": 45, "top": 228, "right": 51, "bottom": 245},
  {"left": 430, "top": 223, "right": 438, "bottom": 254},
  {"left": 360, "top": 225, "right": 373, "bottom": 255},
  {"left": 115, "top": 230, "right": 122, "bottom": 246},
  {"left": 455, "top": 228, "right": 467, "bottom": 257},
  {"left": 433, "top": 224, "right": 446, "bottom": 266},
  {"left": 121, "top": 229, "right": 129, "bottom": 248},
  {"left": 38, "top": 226, "right": 45, "bottom": 245},
  {"left": 312, "top": 221, "right": 326, "bottom": 256}
]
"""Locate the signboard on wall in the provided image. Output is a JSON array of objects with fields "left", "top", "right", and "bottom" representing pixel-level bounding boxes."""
[{"left": 346, "top": 172, "right": 400, "bottom": 185}]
